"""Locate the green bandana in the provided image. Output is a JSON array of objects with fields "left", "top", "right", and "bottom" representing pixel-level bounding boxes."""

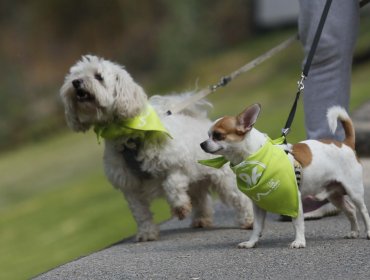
[
  {"left": 199, "top": 137, "right": 299, "bottom": 217},
  {"left": 94, "top": 104, "right": 172, "bottom": 142}
]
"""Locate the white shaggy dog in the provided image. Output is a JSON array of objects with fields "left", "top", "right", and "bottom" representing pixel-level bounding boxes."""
[{"left": 60, "top": 55, "right": 253, "bottom": 241}]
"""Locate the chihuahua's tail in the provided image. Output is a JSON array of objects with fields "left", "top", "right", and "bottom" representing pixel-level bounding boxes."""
[{"left": 327, "top": 106, "right": 355, "bottom": 149}]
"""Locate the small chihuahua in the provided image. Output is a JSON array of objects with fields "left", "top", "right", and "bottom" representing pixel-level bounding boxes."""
[{"left": 200, "top": 103, "right": 370, "bottom": 248}]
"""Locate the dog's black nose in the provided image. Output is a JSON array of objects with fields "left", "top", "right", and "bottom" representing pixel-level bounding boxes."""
[
  {"left": 72, "top": 79, "right": 82, "bottom": 89},
  {"left": 200, "top": 141, "right": 207, "bottom": 151}
]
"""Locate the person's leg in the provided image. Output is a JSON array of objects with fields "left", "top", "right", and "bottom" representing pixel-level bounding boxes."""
[
  {"left": 299, "top": 0, "right": 359, "bottom": 141},
  {"left": 297, "top": 0, "right": 359, "bottom": 219}
]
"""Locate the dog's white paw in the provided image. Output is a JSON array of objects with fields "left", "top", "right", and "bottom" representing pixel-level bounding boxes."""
[
  {"left": 240, "top": 220, "right": 254, "bottom": 230},
  {"left": 238, "top": 241, "right": 257, "bottom": 249},
  {"left": 345, "top": 230, "right": 360, "bottom": 239},
  {"left": 192, "top": 217, "right": 213, "bottom": 228},
  {"left": 173, "top": 203, "right": 192, "bottom": 220},
  {"left": 367, "top": 231, "right": 370, "bottom": 240},
  {"left": 136, "top": 231, "right": 159, "bottom": 242},
  {"left": 136, "top": 224, "right": 159, "bottom": 242},
  {"left": 289, "top": 240, "right": 306, "bottom": 249}
]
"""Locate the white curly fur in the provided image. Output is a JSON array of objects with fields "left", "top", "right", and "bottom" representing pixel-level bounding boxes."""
[{"left": 60, "top": 55, "right": 253, "bottom": 241}]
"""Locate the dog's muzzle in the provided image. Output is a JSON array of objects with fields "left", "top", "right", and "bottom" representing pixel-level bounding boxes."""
[
  {"left": 72, "top": 79, "right": 94, "bottom": 102},
  {"left": 200, "top": 140, "right": 222, "bottom": 154},
  {"left": 200, "top": 141, "right": 208, "bottom": 151}
]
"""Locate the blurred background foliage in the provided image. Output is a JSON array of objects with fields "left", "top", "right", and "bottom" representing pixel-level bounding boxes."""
[{"left": 0, "top": 0, "right": 251, "bottom": 151}]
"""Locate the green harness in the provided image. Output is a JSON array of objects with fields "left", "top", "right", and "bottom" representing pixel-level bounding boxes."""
[
  {"left": 199, "top": 137, "right": 299, "bottom": 217},
  {"left": 94, "top": 104, "right": 172, "bottom": 142}
]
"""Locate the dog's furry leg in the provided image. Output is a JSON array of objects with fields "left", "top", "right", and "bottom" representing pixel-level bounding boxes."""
[
  {"left": 163, "top": 171, "right": 192, "bottom": 220},
  {"left": 214, "top": 173, "right": 254, "bottom": 229},
  {"left": 290, "top": 196, "right": 306, "bottom": 248},
  {"left": 238, "top": 204, "right": 265, "bottom": 248},
  {"left": 123, "top": 190, "right": 159, "bottom": 242},
  {"left": 189, "top": 183, "right": 213, "bottom": 228},
  {"left": 103, "top": 143, "right": 158, "bottom": 241}
]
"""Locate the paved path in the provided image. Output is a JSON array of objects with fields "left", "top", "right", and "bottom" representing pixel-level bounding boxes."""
[
  {"left": 36, "top": 159, "right": 370, "bottom": 280},
  {"left": 35, "top": 102, "right": 370, "bottom": 280}
]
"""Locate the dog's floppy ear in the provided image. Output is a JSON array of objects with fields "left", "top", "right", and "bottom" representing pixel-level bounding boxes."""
[
  {"left": 236, "top": 103, "right": 261, "bottom": 134},
  {"left": 113, "top": 68, "right": 147, "bottom": 119}
]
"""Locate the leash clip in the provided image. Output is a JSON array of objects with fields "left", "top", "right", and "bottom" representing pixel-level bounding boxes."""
[
  {"left": 281, "top": 127, "right": 290, "bottom": 137},
  {"left": 297, "top": 73, "right": 306, "bottom": 92},
  {"left": 210, "top": 76, "right": 231, "bottom": 91}
]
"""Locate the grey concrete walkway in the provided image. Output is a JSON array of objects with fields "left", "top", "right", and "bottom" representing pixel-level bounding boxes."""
[
  {"left": 35, "top": 173, "right": 370, "bottom": 280},
  {"left": 35, "top": 103, "right": 370, "bottom": 280}
]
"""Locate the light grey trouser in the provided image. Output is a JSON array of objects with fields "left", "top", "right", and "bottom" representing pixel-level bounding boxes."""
[{"left": 298, "top": 0, "right": 359, "bottom": 140}]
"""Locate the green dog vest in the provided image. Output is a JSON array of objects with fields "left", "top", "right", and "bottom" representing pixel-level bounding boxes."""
[
  {"left": 199, "top": 137, "right": 299, "bottom": 217},
  {"left": 94, "top": 104, "right": 172, "bottom": 142}
]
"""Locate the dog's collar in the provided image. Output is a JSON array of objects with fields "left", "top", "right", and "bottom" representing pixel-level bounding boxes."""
[
  {"left": 93, "top": 104, "right": 172, "bottom": 142},
  {"left": 199, "top": 136, "right": 299, "bottom": 218}
]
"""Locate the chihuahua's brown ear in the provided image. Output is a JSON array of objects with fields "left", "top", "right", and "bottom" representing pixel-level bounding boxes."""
[{"left": 236, "top": 103, "right": 261, "bottom": 134}]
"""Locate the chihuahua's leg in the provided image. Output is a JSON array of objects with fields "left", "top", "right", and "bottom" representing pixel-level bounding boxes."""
[
  {"left": 329, "top": 191, "right": 360, "bottom": 238},
  {"left": 290, "top": 196, "right": 306, "bottom": 248},
  {"left": 290, "top": 197, "right": 306, "bottom": 249},
  {"left": 163, "top": 171, "right": 192, "bottom": 220},
  {"left": 353, "top": 199, "right": 370, "bottom": 239},
  {"left": 347, "top": 191, "right": 370, "bottom": 239},
  {"left": 354, "top": 201, "right": 370, "bottom": 239},
  {"left": 238, "top": 204, "right": 266, "bottom": 248}
]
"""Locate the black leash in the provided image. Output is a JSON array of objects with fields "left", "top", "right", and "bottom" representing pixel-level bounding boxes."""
[{"left": 281, "top": 0, "right": 333, "bottom": 140}]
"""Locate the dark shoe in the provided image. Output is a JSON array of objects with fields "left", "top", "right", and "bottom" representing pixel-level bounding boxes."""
[
  {"left": 279, "top": 196, "right": 340, "bottom": 221},
  {"left": 302, "top": 196, "right": 340, "bottom": 220}
]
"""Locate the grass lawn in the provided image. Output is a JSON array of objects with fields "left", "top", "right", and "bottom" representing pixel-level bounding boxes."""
[
  {"left": 1, "top": 18, "right": 370, "bottom": 280},
  {"left": 0, "top": 132, "right": 171, "bottom": 279}
]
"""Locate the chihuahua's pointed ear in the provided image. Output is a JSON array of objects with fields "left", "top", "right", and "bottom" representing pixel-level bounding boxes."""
[{"left": 236, "top": 103, "right": 261, "bottom": 134}]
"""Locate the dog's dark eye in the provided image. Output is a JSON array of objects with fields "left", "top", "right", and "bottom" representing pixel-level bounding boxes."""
[
  {"left": 212, "top": 131, "right": 224, "bottom": 141},
  {"left": 94, "top": 73, "right": 103, "bottom": 81}
]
